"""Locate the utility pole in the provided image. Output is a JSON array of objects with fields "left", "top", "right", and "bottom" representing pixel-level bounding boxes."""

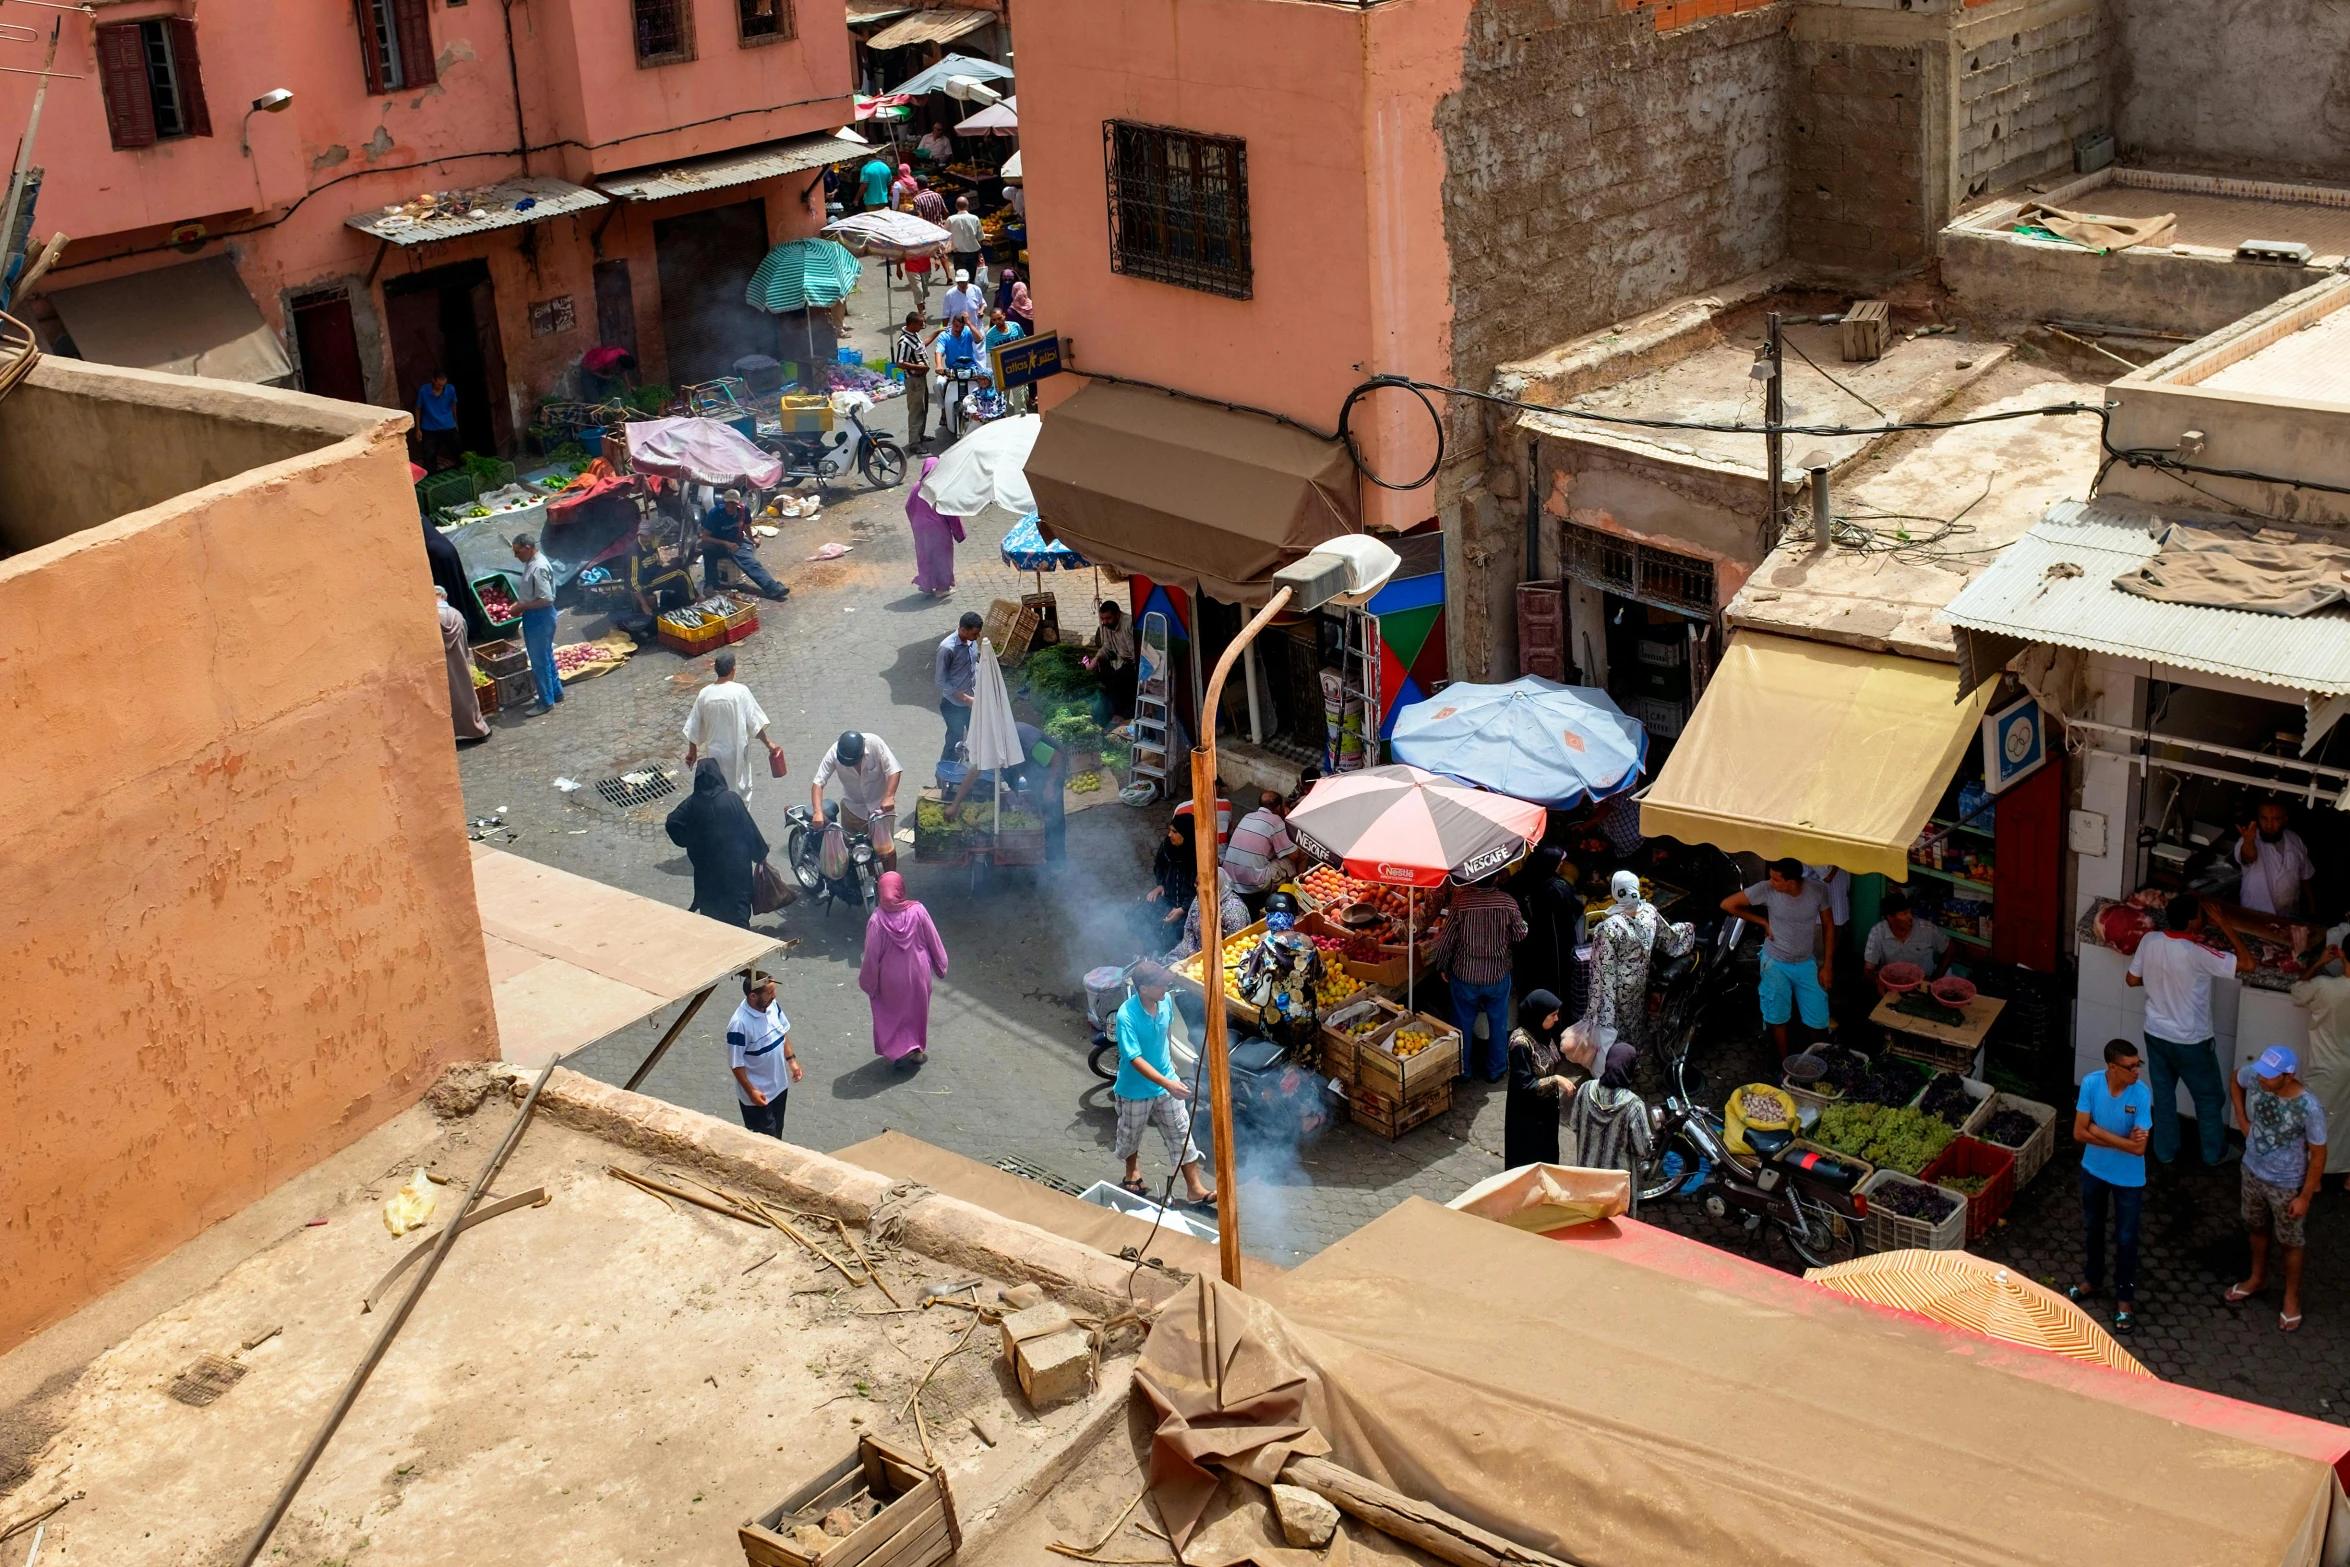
[{"left": 1762, "top": 310, "right": 1786, "bottom": 546}]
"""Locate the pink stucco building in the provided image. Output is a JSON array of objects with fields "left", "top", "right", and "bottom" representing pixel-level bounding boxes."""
[{"left": 5, "top": 0, "right": 859, "bottom": 455}]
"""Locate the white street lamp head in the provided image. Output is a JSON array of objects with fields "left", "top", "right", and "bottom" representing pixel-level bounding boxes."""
[
  {"left": 251, "top": 89, "right": 293, "bottom": 113},
  {"left": 1271, "top": 535, "right": 1401, "bottom": 612}
]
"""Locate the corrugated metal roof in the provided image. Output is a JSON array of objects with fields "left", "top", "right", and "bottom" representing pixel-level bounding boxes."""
[
  {"left": 866, "top": 7, "right": 992, "bottom": 49},
  {"left": 1938, "top": 499, "right": 2350, "bottom": 693},
  {"left": 597, "top": 129, "right": 871, "bottom": 204},
  {"left": 845, "top": 0, "right": 911, "bottom": 20},
  {"left": 347, "top": 177, "right": 606, "bottom": 246}
]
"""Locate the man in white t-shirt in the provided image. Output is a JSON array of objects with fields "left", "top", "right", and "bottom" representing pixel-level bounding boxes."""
[
  {"left": 683, "top": 651, "right": 782, "bottom": 801},
  {"left": 2127, "top": 893, "right": 2254, "bottom": 1166},
  {"left": 2234, "top": 800, "right": 2314, "bottom": 917},
  {"left": 727, "top": 970, "right": 801, "bottom": 1138},
  {"left": 812, "top": 730, "right": 904, "bottom": 871}
]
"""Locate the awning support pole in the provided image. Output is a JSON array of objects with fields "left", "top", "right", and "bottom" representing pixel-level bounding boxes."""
[
  {"left": 364, "top": 237, "right": 391, "bottom": 286},
  {"left": 1193, "top": 584, "right": 1295, "bottom": 1289},
  {"left": 623, "top": 983, "right": 717, "bottom": 1091}
]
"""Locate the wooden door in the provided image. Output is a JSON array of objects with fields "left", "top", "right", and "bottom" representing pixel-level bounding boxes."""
[
  {"left": 291, "top": 293, "right": 366, "bottom": 403},
  {"left": 1992, "top": 759, "right": 2063, "bottom": 973},
  {"left": 468, "top": 274, "right": 513, "bottom": 453},
  {"left": 1516, "top": 581, "right": 1564, "bottom": 681},
  {"left": 593, "top": 258, "right": 639, "bottom": 359}
]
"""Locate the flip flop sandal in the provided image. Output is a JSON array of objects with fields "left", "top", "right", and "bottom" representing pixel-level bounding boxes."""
[
  {"left": 2112, "top": 1307, "right": 2138, "bottom": 1335},
  {"left": 2282, "top": 1312, "right": 2305, "bottom": 1333},
  {"left": 2225, "top": 1284, "right": 2260, "bottom": 1304},
  {"left": 2066, "top": 1284, "right": 2100, "bottom": 1306},
  {"left": 1186, "top": 1193, "right": 1219, "bottom": 1213},
  {"left": 1118, "top": 1179, "right": 1149, "bottom": 1198}
]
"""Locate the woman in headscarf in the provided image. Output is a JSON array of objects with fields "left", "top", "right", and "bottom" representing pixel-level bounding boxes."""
[
  {"left": 905, "top": 454, "right": 963, "bottom": 596},
  {"left": 1504, "top": 989, "right": 1570, "bottom": 1169},
  {"left": 422, "top": 510, "right": 491, "bottom": 642},
  {"left": 1136, "top": 814, "right": 1199, "bottom": 950},
  {"left": 1560, "top": 1042, "right": 1656, "bottom": 1212},
  {"left": 889, "top": 163, "right": 919, "bottom": 210},
  {"left": 1586, "top": 868, "right": 1695, "bottom": 1056},
  {"left": 1512, "top": 847, "right": 1587, "bottom": 1023},
  {"left": 859, "top": 871, "right": 949, "bottom": 1067},
  {"left": 1006, "top": 279, "right": 1034, "bottom": 334},
  {"left": 994, "top": 264, "right": 1021, "bottom": 315},
  {"left": 664, "top": 758, "right": 770, "bottom": 928}
]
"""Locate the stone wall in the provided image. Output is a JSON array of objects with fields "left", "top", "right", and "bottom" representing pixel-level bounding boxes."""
[
  {"left": 2112, "top": 0, "right": 2350, "bottom": 182},
  {"left": 1436, "top": 0, "right": 1789, "bottom": 436},
  {"left": 1954, "top": 0, "right": 2112, "bottom": 202},
  {"left": 1789, "top": 39, "right": 1930, "bottom": 272}
]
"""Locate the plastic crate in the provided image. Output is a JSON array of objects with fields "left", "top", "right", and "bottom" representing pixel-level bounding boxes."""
[
  {"left": 469, "top": 571, "right": 524, "bottom": 630},
  {"left": 490, "top": 669, "right": 534, "bottom": 711},
  {"left": 473, "top": 638, "right": 530, "bottom": 679},
  {"left": 1856, "top": 1169, "right": 1968, "bottom": 1253},
  {"left": 658, "top": 616, "right": 731, "bottom": 658},
  {"left": 418, "top": 469, "right": 479, "bottom": 514},
  {"left": 778, "top": 393, "right": 834, "bottom": 434},
  {"left": 1967, "top": 1092, "right": 2058, "bottom": 1188},
  {"left": 1920, "top": 1136, "right": 2016, "bottom": 1243},
  {"left": 1909, "top": 1072, "right": 1993, "bottom": 1131}
]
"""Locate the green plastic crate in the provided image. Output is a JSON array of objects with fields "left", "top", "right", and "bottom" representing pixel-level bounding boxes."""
[{"left": 418, "top": 469, "right": 479, "bottom": 514}]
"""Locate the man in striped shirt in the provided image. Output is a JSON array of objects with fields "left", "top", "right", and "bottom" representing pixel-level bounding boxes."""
[
  {"left": 1219, "top": 790, "right": 1297, "bottom": 909},
  {"left": 1429, "top": 876, "right": 1528, "bottom": 1082},
  {"left": 894, "top": 311, "right": 931, "bottom": 449}
]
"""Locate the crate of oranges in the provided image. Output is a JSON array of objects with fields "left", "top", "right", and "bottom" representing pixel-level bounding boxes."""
[
  {"left": 1355, "top": 1011, "right": 1462, "bottom": 1106},
  {"left": 1318, "top": 996, "right": 1406, "bottom": 1085}
]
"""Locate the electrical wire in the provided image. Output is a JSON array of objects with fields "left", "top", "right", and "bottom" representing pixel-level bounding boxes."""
[{"left": 1780, "top": 333, "right": 1888, "bottom": 419}]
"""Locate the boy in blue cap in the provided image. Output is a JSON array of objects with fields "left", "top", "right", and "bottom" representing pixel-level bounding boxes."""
[{"left": 2227, "top": 1045, "right": 2328, "bottom": 1332}]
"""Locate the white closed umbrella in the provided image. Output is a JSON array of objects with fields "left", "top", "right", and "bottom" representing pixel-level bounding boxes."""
[
  {"left": 966, "top": 637, "right": 1026, "bottom": 840},
  {"left": 917, "top": 412, "right": 1039, "bottom": 517}
]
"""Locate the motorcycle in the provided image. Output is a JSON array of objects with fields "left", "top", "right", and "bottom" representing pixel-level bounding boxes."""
[
  {"left": 783, "top": 804, "right": 879, "bottom": 914},
  {"left": 762, "top": 391, "right": 906, "bottom": 492},
  {"left": 1636, "top": 919, "right": 1869, "bottom": 1268}
]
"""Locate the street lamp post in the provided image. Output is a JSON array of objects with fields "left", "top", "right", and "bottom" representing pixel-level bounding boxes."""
[{"left": 1188, "top": 538, "right": 1399, "bottom": 1288}]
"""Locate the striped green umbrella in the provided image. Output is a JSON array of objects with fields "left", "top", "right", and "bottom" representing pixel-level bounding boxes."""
[{"left": 745, "top": 238, "right": 863, "bottom": 313}]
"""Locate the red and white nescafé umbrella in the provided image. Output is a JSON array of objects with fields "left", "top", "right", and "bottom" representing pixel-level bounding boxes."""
[{"left": 1287, "top": 765, "right": 1544, "bottom": 888}]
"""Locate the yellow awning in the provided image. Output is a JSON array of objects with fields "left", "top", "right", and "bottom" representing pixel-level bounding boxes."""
[{"left": 1638, "top": 633, "right": 1996, "bottom": 878}]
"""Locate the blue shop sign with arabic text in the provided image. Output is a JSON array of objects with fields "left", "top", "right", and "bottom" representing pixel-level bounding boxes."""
[{"left": 993, "top": 332, "right": 1063, "bottom": 389}]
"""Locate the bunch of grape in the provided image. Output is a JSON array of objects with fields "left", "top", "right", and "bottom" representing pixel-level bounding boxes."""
[
  {"left": 1851, "top": 1055, "right": 1925, "bottom": 1107},
  {"left": 1917, "top": 1072, "right": 1976, "bottom": 1126},
  {"left": 1874, "top": 1180, "right": 1959, "bottom": 1224},
  {"left": 1976, "top": 1108, "right": 2041, "bottom": 1149},
  {"left": 1812, "top": 1103, "right": 1955, "bottom": 1174}
]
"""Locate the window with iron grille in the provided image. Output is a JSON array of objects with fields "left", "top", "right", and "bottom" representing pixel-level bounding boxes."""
[
  {"left": 96, "top": 18, "right": 211, "bottom": 148},
  {"left": 1562, "top": 522, "right": 1716, "bottom": 617},
  {"left": 737, "top": 0, "right": 795, "bottom": 43},
  {"left": 1103, "top": 122, "right": 1251, "bottom": 299},
  {"left": 632, "top": 0, "right": 695, "bottom": 65},
  {"left": 358, "top": 0, "right": 438, "bottom": 94}
]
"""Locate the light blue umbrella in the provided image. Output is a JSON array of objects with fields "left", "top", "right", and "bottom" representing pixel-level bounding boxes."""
[
  {"left": 889, "top": 53, "right": 1014, "bottom": 96},
  {"left": 1000, "top": 513, "right": 1085, "bottom": 571},
  {"left": 745, "top": 238, "right": 863, "bottom": 313},
  {"left": 1388, "top": 676, "right": 1647, "bottom": 810}
]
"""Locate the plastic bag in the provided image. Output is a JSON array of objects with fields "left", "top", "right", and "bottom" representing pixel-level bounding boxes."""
[
  {"left": 382, "top": 1168, "right": 438, "bottom": 1237},
  {"left": 1447, "top": 1163, "right": 1630, "bottom": 1232},
  {"left": 818, "top": 821, "right": 851, "bottom": 881}
]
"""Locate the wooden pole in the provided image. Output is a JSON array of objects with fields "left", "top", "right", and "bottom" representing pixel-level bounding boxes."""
[
  {"left": 623, "top": 982, "right": 716, "bottom": 1091},
  {"left": 1192, "top": 584, "right": 1294, "bottom": 1288},
  {"left": 1276, "top": 1456, "right": 1579, "bottom": 1567}
]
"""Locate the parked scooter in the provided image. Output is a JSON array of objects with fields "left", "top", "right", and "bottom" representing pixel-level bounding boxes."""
[
  {"left": 762, "top": 391, "right": 906, "bottom": 492},
  {"left": 782, "top": 804, "right": 879, "bottom": 914},
  {"left": 1637, "top": 919, "right": 1869, "bottom": 1267}
]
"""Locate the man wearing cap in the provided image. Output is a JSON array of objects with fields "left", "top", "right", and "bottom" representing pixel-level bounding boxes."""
[
  {"left": 698, "top": 488, "right": 788, "bottom": 601},
  {"left": 813, "top": 730, "right": 904, "bottom": 872},
  {"left": 2228, "top": 1045, "right": 2327, "bottom": 1331},
  {"left": 941, "top": 270, "right": 984, "bottom": 340},
  {"left": 510, "top": 532, "right": 562, "bottom": 712}
]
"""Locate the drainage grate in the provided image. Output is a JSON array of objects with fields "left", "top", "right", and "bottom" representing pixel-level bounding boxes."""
[
  {"left": 992, "top": 1156, "right": 1083, "bottom": 1196},
  {"left": 167, "top": 1353, "right": 248, "bottom": 1407},
  {"left": 595, "top": 768, "right": 679, "bottom": 810}
]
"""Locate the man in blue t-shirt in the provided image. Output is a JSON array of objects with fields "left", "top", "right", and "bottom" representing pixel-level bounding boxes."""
[
  {"left": 2072, "top": 1037, "right": 2154, "bottom": 1335},
  {"left": 415, "top": 371, "right": 461, "bottom": 471},
  {"left": 1110, "top": 964, "right": 1216, "bottom": 1209}
]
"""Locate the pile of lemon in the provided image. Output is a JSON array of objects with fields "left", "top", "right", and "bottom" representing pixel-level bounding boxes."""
[
  {"left": 1315, "top": 971, "right": 1362, "bottom": 1007},
  {"left": 1389, "top": 1026, "right": 1439, "bottom": 1059}
]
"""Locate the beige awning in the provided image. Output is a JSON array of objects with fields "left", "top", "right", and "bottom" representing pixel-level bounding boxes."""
[
  {"left": 1638, "top": 633, "right": 1997, "bottom": 877},
  {"left": 598, "top": 128, "right": 872, "bottom": 203},
  {"left": 471, "top": 844, "right": 778, "bottom": 1067},
  {"left": 46, "top": 256, "right": 292, "bottom": 384},
  {"left": 864, "top": 7, "right": 993, "bottom": 48},
  {"left": 1027, "top": 380, "right": 1360, "bottom": 602}
]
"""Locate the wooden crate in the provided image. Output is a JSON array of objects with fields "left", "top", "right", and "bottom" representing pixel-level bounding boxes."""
[
  {"left": 1840, "top": 300, "right": 1890, "bottom": 362},
  {"left": 1021, "top": 591, "right": 1060, "bottom": 645},
  {"left": 473, "top": 638, "right": 530, "bottom": 679},
  {"left": 1353, "top": 1012, "right": 1462, "bottom": 1105},
  {"left": 1320, "top": 996, "right": 1406, "bottom": 1084},
  {"left": 1348, "top": 1081, "right": 1451, "bottom": 1140},
  {"left": 982, "top": 598, "right": 1022, "bottom": 649},
  {"left": 740, "top": 1435, "right": 959, "bottom": 1567}
]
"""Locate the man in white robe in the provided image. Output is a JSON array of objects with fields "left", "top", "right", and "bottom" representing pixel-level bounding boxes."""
[{"left": 682, "top": 650, "right": 781, "bottom": 800}]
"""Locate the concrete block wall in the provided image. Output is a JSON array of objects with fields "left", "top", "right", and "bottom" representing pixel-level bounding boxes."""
[
  {"left": 1436, "top": 0, "right": 1789, "bottom": 437},
  {"left": 2112, "top": 0, "right": 2350, "bottom": 182},
  {"left": 1953, "top": 0, "right": 2111, "bottom": 201},
  {"left": 1790, "top": 41, "right": 1930, "bottom": 272}
]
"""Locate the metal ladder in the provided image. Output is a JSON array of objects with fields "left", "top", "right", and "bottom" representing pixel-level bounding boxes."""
[
  {"left": 1331, "top": 608, "right": 1382, "bottom": 772},
  {"left": 1128, "top": 611, "right": 1174, "bottom": 799}
]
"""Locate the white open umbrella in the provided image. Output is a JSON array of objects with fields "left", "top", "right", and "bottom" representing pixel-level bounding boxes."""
[{"left": 917, "top": 412, "right": 1039, "bottom": 517}]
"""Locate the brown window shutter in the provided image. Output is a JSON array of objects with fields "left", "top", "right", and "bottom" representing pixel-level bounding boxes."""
[
  {"left": 354, "top": 0, "right": 387, "bottom": 93},
  {"left": 392, "top": 0, "right": 436, "bottom": 87},
  {"left": 167, "top": 18, "right": 212, "bottom": 136},
  {"left": 95, "top": 23, "right": 156, "bottom": 149}
]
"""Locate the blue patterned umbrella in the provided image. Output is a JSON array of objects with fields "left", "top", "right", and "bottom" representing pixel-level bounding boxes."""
[
  {"left": 745, "top": 238, "right": 863, "bottom": 313},
  {"left": 1001, "top": 513, "right": 1086, "bottom": 571}
]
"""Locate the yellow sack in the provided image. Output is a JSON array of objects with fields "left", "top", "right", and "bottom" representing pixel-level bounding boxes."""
[
  {"left": 1724, "top": 1083, "right": 1799, "bottom": 1156},
  {"left": 382, "top": 1168, "right": 439, "bottom": 1237}
]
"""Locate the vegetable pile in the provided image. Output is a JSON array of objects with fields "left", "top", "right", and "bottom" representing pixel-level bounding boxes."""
[
  {"left": 1916, "top": 1071, "right": 1977, "bottom": 1126},
  {"left": 1872, "top": 1180, "right": 1959, "bottom": 1225},
  {"left": 1976, "top": 1108, "right": 2042, "bottom": 1149},
  {"left": 1812, "top": 1103, "right": 1955, "bottom": 1175},
  {"left": 1938, "top": 1174, "right": 1990, "bottom": 1197},
  {"left": 1850, "top": 1054, "right": 1926, "bottom": 1108},
  {"left": 475, "top": 580, "right": 521, "bottom": 621}
]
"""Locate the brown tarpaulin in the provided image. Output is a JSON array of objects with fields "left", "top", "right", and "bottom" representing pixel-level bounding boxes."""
[
  {"left": 2017, "top": 202, "right": 2178, "bottom": 253},
  {"left": 1026, "top": 381, "right": 1361, "bottom": 602},
  {"left": 1136, "top": 1200, "right": 2344, "bottom": 1567},
  {"left": 2116, "top": 520, "right": 2350, "bottom": 617}
]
